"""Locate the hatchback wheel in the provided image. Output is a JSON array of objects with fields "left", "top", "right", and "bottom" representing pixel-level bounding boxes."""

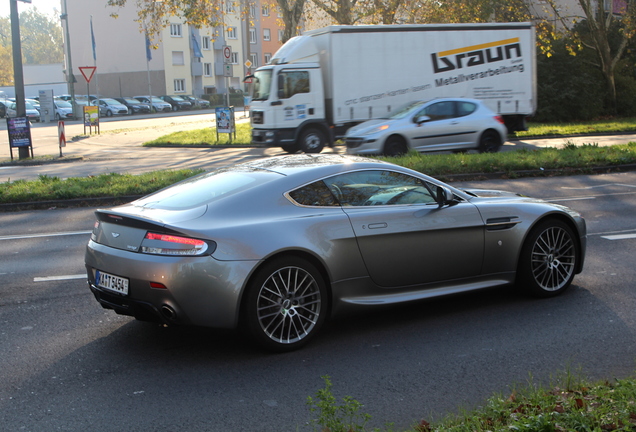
[
  {"left": 518, "top": 219, "right": 578, "bottom": 297},
  {"left": 106, "top": 110, "right": 113, "bottom": 117},
  {"left": 478, "top": 130, "right": 501, "bottom": 153},
  {"left": 244, "top": 257, "right": 328, "bottom": 352},
  {"left": 383, "top": 136, "right": 408, "bottom": 156}
]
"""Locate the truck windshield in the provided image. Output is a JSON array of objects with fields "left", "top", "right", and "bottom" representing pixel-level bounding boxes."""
[{"left": 252, "top": 70, "right": 273, "bottom": 101}]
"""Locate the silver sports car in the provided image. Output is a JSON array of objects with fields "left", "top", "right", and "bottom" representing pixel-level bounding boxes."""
[{"left": 85, "top": 154, "right": 586, "bottom": 351}]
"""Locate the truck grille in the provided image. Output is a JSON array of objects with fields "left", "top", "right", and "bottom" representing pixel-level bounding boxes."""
[{"left": 251, "top": 111, "right": 264, "bottom": 125}]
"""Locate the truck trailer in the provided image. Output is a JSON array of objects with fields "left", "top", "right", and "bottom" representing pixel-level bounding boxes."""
[{"left": 249, "top": 23, "right": 536, "bottom": 153}]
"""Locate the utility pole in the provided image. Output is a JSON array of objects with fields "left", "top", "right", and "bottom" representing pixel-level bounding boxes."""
[
  {"left": 61, "top": 0, "right": 76, "bottom": 118},
  {"left": 9, "top": 0, "right": 29, "bottom": 159}
]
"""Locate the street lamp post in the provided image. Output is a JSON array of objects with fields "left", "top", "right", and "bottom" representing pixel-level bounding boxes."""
[
  {"left": 60, "top": 0, "right": 77, "bottom": 118},
  {"left": 9, "top": 0, "right": 30, "bottom": 159}
]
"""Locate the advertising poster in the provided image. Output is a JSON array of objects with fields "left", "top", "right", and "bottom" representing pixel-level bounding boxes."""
[
  {"left": 84, "top": 105, "right": 99, "bottom": 127},
  {"left": 215, "top": 107, "right": 234, "bottom": 133},
  {"left": 7, "top": 117, "right": 32, "bottom": 148}
]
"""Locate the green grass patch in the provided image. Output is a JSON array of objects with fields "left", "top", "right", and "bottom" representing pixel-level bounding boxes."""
[
  {"left": 307, "top": 373, "right": 636, "bottom": 432},
  {"left": 382, "top": 142, "right": 636, "bottom": 180},
  {"left": 0, "top": 169, "right": 203, "bottom": 204},
  {"left": 518, "top": 117, "right": 636, "bottom": 138},
  {"left": 143, "top": 123, "right": 253, "bottom": 146}
]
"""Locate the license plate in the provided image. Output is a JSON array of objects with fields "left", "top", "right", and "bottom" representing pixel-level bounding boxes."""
[{"left": 95, "top": 270, "right": 129, "bottom": 295}]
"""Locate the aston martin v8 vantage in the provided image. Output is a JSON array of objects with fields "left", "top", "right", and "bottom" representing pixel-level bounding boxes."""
[{"left": 85, "top": 154, "right": 586, "bottom": 351}]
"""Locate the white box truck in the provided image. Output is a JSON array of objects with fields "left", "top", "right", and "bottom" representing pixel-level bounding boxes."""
[{"left": 248, "top": 23, "right": 536, "bottom": 153}]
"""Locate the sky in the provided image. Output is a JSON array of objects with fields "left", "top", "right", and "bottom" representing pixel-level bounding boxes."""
[{"left": 1, "top": 0, "right": 61, "bottom": 18}]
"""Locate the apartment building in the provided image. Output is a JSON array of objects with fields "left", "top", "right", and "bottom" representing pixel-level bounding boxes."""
[{"left": 62, "top": 0, "right": 284, "bottom": 99}]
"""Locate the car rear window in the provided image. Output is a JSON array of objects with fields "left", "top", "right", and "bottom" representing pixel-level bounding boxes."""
[{"left": 133, "top": 170, "right": 282, "bottom": 210}]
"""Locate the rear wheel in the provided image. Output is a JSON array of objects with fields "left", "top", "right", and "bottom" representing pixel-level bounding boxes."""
[
  {"left": 383, "top": 136, "right": 407, "bottom": 156},
  {"left": 517, "top": 219, "right": 578, "bottom": 297},
  {"left": 478, "top": 130, "right": 501, "bottom": 153},
  {"left": 244, "top": 256, "right": 328, "bottom": 352},
  {"left": 299, "top": 128, "right": 325, "bottom": 153}
]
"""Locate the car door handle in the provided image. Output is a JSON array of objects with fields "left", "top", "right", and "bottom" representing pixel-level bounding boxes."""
[
  {"left": 367, "top": 223, "right": 388, "bottom": 229},
  {"left": 271, "top": 101, "right": 282, "bottom": 106}
]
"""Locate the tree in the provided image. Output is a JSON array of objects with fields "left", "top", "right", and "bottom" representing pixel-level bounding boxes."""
[
  {"left": 18, "top": 8, "right": 64, "bottom": 64},
  {"left": 0, "top": 44, "right": 13, "bottom": 86},
  {"left": 543, "top": 0, "right": 636, "bottom": 114},
  {"left": 107, "top": 0, "right": 225, "bottom": 39},
  {"left": 275, "top": 0, "right": 307, "bottom": 42},
  {"left": 309, "top": 0, "right": 360, "bottom": 25}
]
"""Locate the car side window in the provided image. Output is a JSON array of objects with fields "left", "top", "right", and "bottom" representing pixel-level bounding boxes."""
[
  {"left": 288, "top": 181, "right": 339, "bottom": 207},
  {"left": 457, "top": 102, "right": 477, "bottom": 117},
  {"left": 278, "top": 71, "right": 310, "bottom": 99},
  {"left": 420, "top": 101, "right": 456, "bottom": 121},
  {"left": 323, "top": 170, "right": 437, "bottom": 206}
]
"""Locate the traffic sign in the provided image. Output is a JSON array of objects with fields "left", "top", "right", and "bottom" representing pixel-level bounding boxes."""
[
  {"left": 224, "top": 63, "right": 233, "bottom": 77},
  {"left": 79, "top": 66, "right": 97, "bottom": 83},
  {"left": 244, "top": 60, "right": 252, "bottom": 69},
  {"left": 223, "top": 45, "right": 232, "bottom": 63}
]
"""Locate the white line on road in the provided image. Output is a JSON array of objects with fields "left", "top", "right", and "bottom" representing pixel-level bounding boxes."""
[
  {"left": 0, "top": 231, "right": 91, "bottom": 241},
  {"left": 34, "top": 274, "right": 86, "bottom": 282},
  {"left": 601, "top": 234, "right": 636, "bottom": 240}
]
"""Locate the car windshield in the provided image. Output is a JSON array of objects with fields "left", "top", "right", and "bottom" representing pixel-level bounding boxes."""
[
  {"left": 24, "top": 101, "right": 37, "bottom": 109},
  {"left": 55, "top": 100, "right": 72, "bottom": 108},
  {"left": 252, "top": 69, "right": 272, "bottom": 101},
  {"left": 171, "top": 96, "right": 185, "bottom": 101},
  {"left": 151, "top": 97, "right": 165, "bottom": 103},
  {"left": 101, "top": 98, "right": 119, "bottom": 105},
  {"left": 133, "top": 169, "right": 282, "bottom": 210},
  {"left": 124, "top": 98, "right": 140, "bottom": 104},
  {"left": 387, "top": 101, "right": 427, "bottom": 120}
]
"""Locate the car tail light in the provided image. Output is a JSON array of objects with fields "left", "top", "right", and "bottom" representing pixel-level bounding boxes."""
[
  {"left": 141, "top": 232, "right": 213, "bottom": 256},
  {"left": 494, "top": 115, "right": 505, "bottom": 125}
]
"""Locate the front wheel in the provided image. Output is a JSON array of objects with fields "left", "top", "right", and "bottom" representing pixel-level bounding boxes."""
[
  {"left": 478, "top": 130, "right": 501, "bottom": 153},
  {"left": 517, "top": 219, "right": 578, "bottom": 297},
  {"left": 299, "top": 128, "right": 325, "bottom": 153},
  {"left": 244, "top": 256, "right": 328, "bottom": 352},
  {"left": 281, "top": 143, "right": 300, "bottom": 154},
  {"left": 106, "top": 110, "right": 113, "bottom": 117},
  {"left": 383, "top": 136, "right": 408, "bottom": 157}
]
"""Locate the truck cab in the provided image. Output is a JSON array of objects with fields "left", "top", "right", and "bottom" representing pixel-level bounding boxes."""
[{"left": 250, "top": 64, "right": 328, "bottom": 153}]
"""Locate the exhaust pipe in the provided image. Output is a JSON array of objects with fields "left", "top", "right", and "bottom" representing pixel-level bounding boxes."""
[{"left": 161, "top": 305, "right": 177, "bottom": 321}]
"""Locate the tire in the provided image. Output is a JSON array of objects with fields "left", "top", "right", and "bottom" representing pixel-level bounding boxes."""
[
  {"left": 383, "top": 136, "right": 408, "bottom": 157},
  {"left": 172, "top": 105, "right": 178, "bottom": 111},
  {"left": 244, "top": 256, "right": 328, "bottom": 352},
  {"left": 281, "top": 143, "right": 300, "bottom": 154},
  {"left": 299, "top": 128, "right": 325, "bottom": 153},
  {"left": 517, "top": 219, "right": 578, "bottom": 297},
  {"left": 106, "top": 110, "right": 113, "bottom": 117},
  {"left": 478, "top": 130, "right": 501, "bottom": 153}
]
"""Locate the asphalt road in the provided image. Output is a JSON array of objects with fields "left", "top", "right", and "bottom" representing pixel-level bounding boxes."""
[{"left": 1, "top": 170, "right": 635, "bottom": 431}]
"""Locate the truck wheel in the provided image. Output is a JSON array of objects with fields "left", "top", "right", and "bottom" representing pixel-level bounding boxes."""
[
  {"left": 281, "top": 143, "right": 300, "bottom": 154},
  {"left": 299, "top": 128, "right": 325, "bottom": 153},
  {"left": 478, "top": 130, "right": 501, "bottom": 153},
  {"left": 383, "top": 136, "right": 407, "bottom": 156}
]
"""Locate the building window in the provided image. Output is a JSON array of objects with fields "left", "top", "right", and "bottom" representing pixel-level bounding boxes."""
[
  {"left": 263, "top": 28, "right": 271, "bottom": 41},
  {"left": 249, "top": 3, "right": 257, "bottom": 17},
  {"left": 204, "top": 63, "right": 212, "bottom": 76},
  {"left": 225, "top": 0, "right": 234, "bottom": 13},
  {"left": 202, "top": 36, "right": 210, "bottom": 50},
  {"left": 264, "top": 53, "right": 272, "bottom": 64},
  {"left": 262, "top": 4, "right": 269, "bottom": 16},
  {"left": 174, "top": 79, "right": 186, "bottom": 93},
  {"left": 250, "top": 53, "right": 258, "bottom": 68},
  {"left": 231, "top": 52, "right": 239, "bottom": 64},
  {"left": 278, "top": 29, "right": 284, "bottom": 42},
  {"left": 227, "top": 26, "right": 237, "bottom": 39},
  {"left": 172, "top": 51, "right": 185, "bottom": 65},
  {"left": 170, "top": 24, "right": 182, "bottom": 37},
  {"left": 249, "top": 28, "right": 257, "bottom": 44}
]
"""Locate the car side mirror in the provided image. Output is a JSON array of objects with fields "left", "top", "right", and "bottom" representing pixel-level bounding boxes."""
[
  {"left": 435, "top": 186, "right": 454, "bottom": 208},
  {"left": 415, "top": 115, "right": 430, "bottom": 124}
]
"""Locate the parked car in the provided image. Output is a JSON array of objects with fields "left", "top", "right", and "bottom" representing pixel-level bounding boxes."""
[
  {"left": 0, "top": 99, "right": 7, "bottom": 118},
  {"left": 159, "top": 95, "right": 192, "bottom": 111},
  {"left": 6, "top": 101, "right": 40, "bottom": 122},
  {"left": 53, "top": 99, "right": 74, "bottom": 120},
  {"left": 114, "top": 97, "right": 151, "bottom": 115},
  {"left": 133, "top": 95, "right": 172, "bottom": 112},
  {"left": 345, "top": 98, "right": 508, "bottom": 156},
  {"left": 90, "top": 98, "right": 129, "bottom": 116},
  {"left": 180, "top": 95, "right": 210, "bottom": 109},
  {"left": 85, "top": 154, "right": 586, "bottom": 352}
]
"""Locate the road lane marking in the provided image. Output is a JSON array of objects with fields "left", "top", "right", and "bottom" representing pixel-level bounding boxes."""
[
  {"left": 34, "top": 274, "right": 86, "bottom": 282},
  {"left": 0, "top": 231, "right": 91, "bottom": 241},
  {"left": 601, "top": 234, "right": 636, "bottom": 240}
]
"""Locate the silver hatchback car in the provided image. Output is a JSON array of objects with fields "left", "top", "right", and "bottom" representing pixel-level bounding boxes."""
[{"left": 345, "top": 98, "right": 508, "bottom": 156}]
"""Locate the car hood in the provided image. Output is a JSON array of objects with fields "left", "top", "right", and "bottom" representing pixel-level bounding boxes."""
[{"left": 461, "top": 188, "right": 546, "bottom": 204}]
